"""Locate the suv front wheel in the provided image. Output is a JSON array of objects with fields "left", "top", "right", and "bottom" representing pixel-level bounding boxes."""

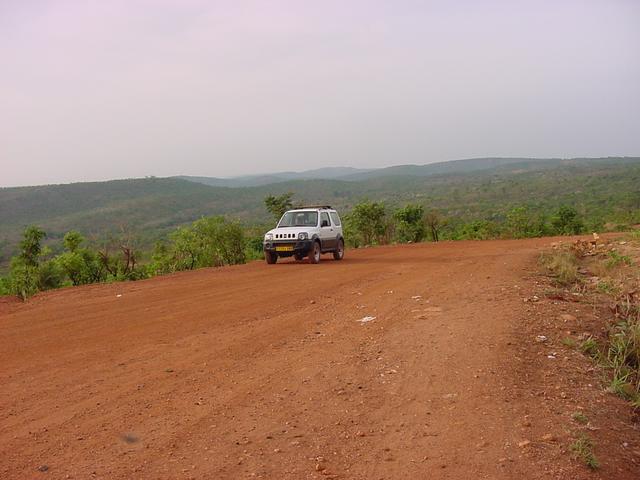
[
  {"left": 265, "top": 250, "right": 278, "bottom": 264},
  {"left": 309, "top": 241, "right": 321, "bottom": 264}
]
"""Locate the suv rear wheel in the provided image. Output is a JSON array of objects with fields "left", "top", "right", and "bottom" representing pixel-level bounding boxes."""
[
  {"left": 333, "top": 239, "right": 344, "bottom": 261},
  {"left": 309, "top": 241, "right": 321, "bottom": 264}
]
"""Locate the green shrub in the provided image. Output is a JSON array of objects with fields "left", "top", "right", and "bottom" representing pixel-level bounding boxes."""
[
  {"left": 245, "top": 236, "right": 265, "bottom": 261},
  {"left": 9, "top": 259, "right": 40, "bottom": 300},
  {"left": 7, "top": 226, "right": 49, "bottom": 300},
  {"left": 37, "top": 259, "right": 65, "bottom": 291},
  {"left": 0, "top": 276, "right": 10, "bottom": 296},
  {"left": 394, "top": 204, "right": 426, "bottom": 243},
  {"left": 454, "top": 220, "right": 500, "bottom": 240},
  {"left": 606, "top": 250, "right": 633, "bottom": 268},
  {"left": 551, "top": 206, "right": 584, "bottom": 235},
  {"left": 151, "top": 216, "right": 247, "bottom": 273},
  {"left": 596, "top": 279, "right": 619, "bottom": 295},
  {"left": 506, "top": 206, "right": 540, "bottom": 238},
  {"left": 580, "top": 337, "right": 599, "bottom": 358},
  {"left": 347, "top": 201, "right": 388, "bottom": 246},
  {"left": 571, "top": 411, "right": 589, "bottom": 424},
  {"left": 570, "top": 434, "right": 599, "bottom": 469}
]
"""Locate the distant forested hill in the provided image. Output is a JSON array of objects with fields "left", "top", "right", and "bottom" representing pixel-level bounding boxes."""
[{"left": 1, "top": 157, "right": 639, "bottom": 268}]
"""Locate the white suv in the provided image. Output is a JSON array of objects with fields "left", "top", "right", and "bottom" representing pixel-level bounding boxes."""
[{"left": 263, "top": 206, "right": 345, "bottom": 264}]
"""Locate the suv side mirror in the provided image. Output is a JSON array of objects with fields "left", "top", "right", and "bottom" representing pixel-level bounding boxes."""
[{"left": 321, "top": 220, "right": 329, "bottom": 228}]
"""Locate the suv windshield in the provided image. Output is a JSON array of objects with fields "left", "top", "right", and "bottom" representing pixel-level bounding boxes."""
[{"left": 278, "top": 211, "right": 318, "bottom": 227}]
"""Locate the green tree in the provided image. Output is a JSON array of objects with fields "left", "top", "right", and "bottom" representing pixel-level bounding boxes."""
[
  {"left": 394, "top": 204, "right": 426, "bottom": 243},
  {"left": 191, "top": 216, "right": 246, "bottom": 266},
  {"left": 155, "top": 216, "right": 247, "bottom": 272},
  {"left": 348, "top": 201, "right": 388, "bottom": 245},
  {"left": 551, "top": 206, "right": 584, "bottom": 235},
  {"left": 8, "top": 226, "right": 50, "bottom": 299},
  {"left": 18, "top": 226, "right": 46, "bottom": 267},
  {"left": 506, "top": 206, "right": 535, "bottom": 238},
  {"left": 170, "top": 226, "right": 200, "bottom": 270},
  {"left": 0, "top": 276, "right": 10, "bottom": 296},
  {"left": 57, "top": 231, "right": 106, "bottom": 285},
  {"left": 8, "top": 258, "right": 39, "bottom": 300},
  {"left": 37, "top": 257, "right": 65, "bottom": 291},
  {"left": 342, "top": 215, "right": 361, "bottom": 248},
  {"left": 148, "top": 241, "right": 171, "bottom": 275},
  {"left": 455, "top": 220, "right": 500, "bottom": 240},
  {"left": 63, "top": 230, "right": 84, "bottom": 252},
  {"left": 264, "top": 193, "right": 294, "bottom": 222}
]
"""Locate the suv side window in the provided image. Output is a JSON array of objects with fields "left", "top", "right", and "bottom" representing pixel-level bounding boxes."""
[
  {"left": 320, "top": 212, "right": 331, "bottom": 227},
  {"left": 329, "top": 212, "right": 341, "bottom": 226}
]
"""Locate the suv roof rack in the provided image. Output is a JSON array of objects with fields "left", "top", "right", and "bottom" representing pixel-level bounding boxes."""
[{"left": 299, "top": 205, "right": 333, "bottom": 210}]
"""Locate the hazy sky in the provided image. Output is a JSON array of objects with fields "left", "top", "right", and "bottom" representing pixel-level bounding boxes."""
[{"left": 1, "top": 0, "right": 639, "bottom": 187}]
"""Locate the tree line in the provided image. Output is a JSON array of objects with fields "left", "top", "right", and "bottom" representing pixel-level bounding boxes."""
[
  {"left": 0, "top": 193, "right": 609, "bottom": 300},
  {"left": 340, "top": 200, "right": 585, "bottom": 247},
  {"left": 0, "top": 217, "right": 251, "bottom": 300},
  {"left": 263, "top": 193, "right": 589, "bottom": 247}
]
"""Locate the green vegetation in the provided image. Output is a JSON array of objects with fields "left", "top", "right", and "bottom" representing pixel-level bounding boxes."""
[
  {"left": 596, "top": 279, "right": 619, "bottom": 295},
  {"left": 542, "top": 240, "right": 640, "bottom": 407},
  {"left": 264, "top": 192, "right": 295, "bottom": 222},
  {"left": 2, "top": 157, "right": 640, "bottom": 271},
  {"left": 0, "top": 195, "right": 616, "bottom": 300},
  {"left": 551, "top": 206, "right": 584, "bottom": 235},
  {"left": 506, "top": 206, "right": 547, "bottom": 238},
  {"left": 345, "top": 201, "right": 389, "bottom": 247},
  {"left": 571, "top": 411, "right": 589, "bottom": 425},
  {"left": 0, "top": 158, "right": 640, "bottom": 271},
  {"left": 394, "top": 204, "right": 426, "bottom": 243},
  {"left": 7, "top": 226, "right": 63, "bottom": 300},
  {"left": 2, "top": 156, "right": 640, "bottom": 299},
  {"left": 580, "top": 337, "right": 599, "bottom": 358},
  {"left": 150, "top": 217, "right": 246, "bottom": 274},
  {"left": 57, "top": 231, "right": 108, "bottom": 285},
  {"left": 1, "top": 216, "right": 250, "bottom": 300},
  {"left": 605, "top": 318, "right": 640, "bottom": 402},
  {"left": 606, "top": 250, "right": 633, "bottom": 268},
  {"left": 570, "top": 433, "right": 599, "bottom": 469}
]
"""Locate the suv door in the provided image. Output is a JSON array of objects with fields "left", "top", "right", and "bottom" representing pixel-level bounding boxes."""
[
  {"left": 319, "top": 211, "right": 336, "bottom": 251},
  {"left": 329, "top": 211, "right": 343, "bottom": 237}
]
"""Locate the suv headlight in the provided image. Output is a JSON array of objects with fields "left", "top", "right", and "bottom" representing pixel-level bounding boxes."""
[
  {"left": 298, "top": 232, "right": 308, "bottom": 240},
  {"left": 265, "top": 233, "right": 273, "bottom": 241}
]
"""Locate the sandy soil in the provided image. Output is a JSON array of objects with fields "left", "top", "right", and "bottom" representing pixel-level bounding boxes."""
[{"left": 1, "top": 238, "right": 638, "bottom": 479}]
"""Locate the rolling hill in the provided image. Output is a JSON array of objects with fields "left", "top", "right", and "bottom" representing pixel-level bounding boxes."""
[
  {"left": 1, "top": 157, "right": 639, "bottom": 268},
  {"left": 176, "top": 166, "right": 372, "bottom": 188}
]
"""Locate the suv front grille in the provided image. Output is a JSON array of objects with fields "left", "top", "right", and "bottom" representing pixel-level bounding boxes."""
[{"left": 275, "top": 233, "right": 297, "bottom": 239}]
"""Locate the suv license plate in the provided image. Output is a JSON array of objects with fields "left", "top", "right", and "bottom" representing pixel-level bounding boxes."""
[{"left": 275, "top": 245, "right": 294, "bottom": 252}]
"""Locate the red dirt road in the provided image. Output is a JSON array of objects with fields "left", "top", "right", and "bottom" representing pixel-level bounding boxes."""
[{"left": 1, "top": 239, "right": 638, "bottom": 479}]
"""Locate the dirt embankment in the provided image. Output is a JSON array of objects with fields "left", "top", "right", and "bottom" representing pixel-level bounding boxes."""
[{"left": 1, "top": 239, "right": 638, "bottom": 479}]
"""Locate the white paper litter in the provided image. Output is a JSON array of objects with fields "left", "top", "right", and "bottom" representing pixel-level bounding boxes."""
[{"left": 357, "top": 316, "right": 376, "bottom": 324}]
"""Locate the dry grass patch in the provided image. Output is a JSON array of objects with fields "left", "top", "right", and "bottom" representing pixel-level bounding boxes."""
[
  {"left": 541, "top": 237, "right": 640, "bottom": 406},
  {"left": 539, "top": 250, "right": 579, "bottom": 286}
]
